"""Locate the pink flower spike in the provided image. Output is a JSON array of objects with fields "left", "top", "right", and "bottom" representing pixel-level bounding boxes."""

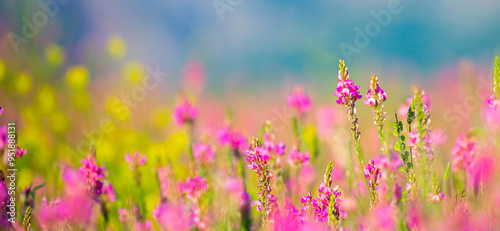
[
  {"left": 173, "top": 96, "right": 198, "bottom": 125},
  {"left": 125, "top": 151, "right": 147, "bottom": 169},
  {"left": 288, "top": 85, "right": 312, "bottom": 114},
  {"left": 407, "top": 132, "right": 420, "bottom": 148},
  {"left": 192, "top": 142, "right": 215, "bottom": 164},
  {"left": 487, "top": 94, "right": 500, "bottom": 112}
]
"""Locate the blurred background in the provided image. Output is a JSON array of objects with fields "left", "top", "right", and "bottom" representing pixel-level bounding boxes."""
[{"left": 0, "top": 0, "right": 499, "bottom": 228}]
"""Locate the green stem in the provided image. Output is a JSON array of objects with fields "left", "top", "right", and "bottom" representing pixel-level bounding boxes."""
[{"left": 348, "top": 104, "right": 374, "bottom": 207}]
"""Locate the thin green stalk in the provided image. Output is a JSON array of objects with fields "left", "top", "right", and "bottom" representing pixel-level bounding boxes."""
[{"left": 347, "top": 104, "right": 373, "bottom": 206}]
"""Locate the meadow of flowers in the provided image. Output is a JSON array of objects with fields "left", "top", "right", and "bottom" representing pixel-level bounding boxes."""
[{"left": 1, "top": 38, "right": 500, "bottom": 230}]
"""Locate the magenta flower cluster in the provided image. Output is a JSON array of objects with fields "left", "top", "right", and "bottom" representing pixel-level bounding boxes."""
[
  {"left": 79, "top": 155, "right": 105, "bottom": 196},
  {"left": 301, "top": 183, "right": 344, "bottom": 222},
  {"left": 363, "top": 75, "right": 387, "bottom": 107},
  {"left": 333, "top": 62, "right": 362, "bottom": 106},
  {"left": 172, "top": 97, "right": 199, "bottom": 125}
]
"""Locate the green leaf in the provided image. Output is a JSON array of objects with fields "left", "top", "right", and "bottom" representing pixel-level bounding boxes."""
[
  {"left": 400, "top": 135, "right": 405, "bottom": 141},
  {"left": 444, "top": 163, "right": 450, "bottom": 180},
  {"left": 392, "top": 129, "right": 399, "bottom": 136},
  {"left": 394, "top": 143, "right": 400, "bottom": 151},
  {"left": 34, "top": 183, "right": 46, "bottom": 191}
]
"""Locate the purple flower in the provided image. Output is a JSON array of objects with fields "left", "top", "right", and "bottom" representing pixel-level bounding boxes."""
[{"left": 288, "top": 85, "right": 312, "bottom": 114}]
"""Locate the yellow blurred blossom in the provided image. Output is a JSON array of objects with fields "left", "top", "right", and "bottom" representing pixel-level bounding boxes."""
[
  {"left": 107, "top": 35, "right": 127, "bottom": 59},
  {"left": 36, "top": 85, "right": 56, "bottom": 114},
  {"left": 72, "top": 92, "right": 90, "bottom": 111},
  {"left": 165, "top": 131, "right": 188, "bottom": 162},
  {"left": 151, "top": 107, "right": 170, "bottom": 127},
  {"left": 124, "top": 61, "right": 145, "bottom": 84},
  {"left": 66, "top": 66, "right": 89, "bottom": 91},
  {"left": 16, "top": 72, "right": 32, "bottom": 95},
  {"left": 106, "top": 96, "right": 130, "bottom": 121},
  {"left": 0, "top": 60, "right": 5, "bottom": 82},
  {"left": 44, "top": 43, "right": 65, "bottom": 66},
  {"left": 49, "top": 111, "right": 69, "bottom": 134}
]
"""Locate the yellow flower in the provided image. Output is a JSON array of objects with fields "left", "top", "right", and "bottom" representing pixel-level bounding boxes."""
[
  {"left": 66, "top": 66, "right": 89, "bottom": 91},
  {"left": 44, "top": 43, "right": 65, "bottom": 66},
  {"left": 106, "top": 96, "right": 130, "bottom": 121},
  {"left": 16, "top": 73, "right": 32, "bottom": 95},
  {"left": 49, "top": 111, "right": 69, "bottom": 133},
  {"left": 107, "top": 35, "right": 126, "bottom": 59},
  {"left": 151, "top": 107, "right": 170, "bottom": 127},
  {"left": 36, "top": 85, "right": 56, "bottom": 114},
  {"left": 124, "top": 61, "right": 145, "bottom": 84},
  {"left": 0, "top": 60, "right": 5, "bottom": 82}
]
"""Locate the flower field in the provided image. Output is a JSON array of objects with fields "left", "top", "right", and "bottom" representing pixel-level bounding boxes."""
[{"left": 1, "top": 33, "right": 500, "bottom": 230}]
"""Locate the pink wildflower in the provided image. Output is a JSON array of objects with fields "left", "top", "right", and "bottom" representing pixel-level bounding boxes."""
[
  {"left": 180, "top": 176, "right": 209, "bottom": 201},
  {"left": 451, "top": 134, "right": 475, "bottom": 171},
  {"left": 124, "top": 151, "right": 147, "bottom": 169},
  {"left": 487, "top": 94, "right": 500, "bottom": 112},
  {"left": 363, "top": 75, "right": 387, "bottom": 107},
  {"left": 173, "top": 97, "right": 198, "bottom": 125},
  {"left": 15, "top": 146, "right": 27, "bottom": 158},
  {"left": 333, "top": 61, "right": 362, "bottom": 106},
  {"left": 364, "top": 160, "right": 381, "bottom": 190},
  {"left": 398, "top": 94, "right": 431, "bottom": 118},
  {"left": 157, "top": 166, "right": 170, "bottom": 199},
  {"left": 286, "top": 147, "right": 310, "bottom": 167},
  {"left": 428, "top": 192, "right": 447, "bottom": 203},
  {"left": 79, "top": 155, "right": 105, "bottom": 196},
  {"left": 192, "top": 142, "right": 215, "bottom": 164},
  {"left": 153, "top": 202, "right": 191, "bottom": 231},
  {"left": 288, "top": 85, "right": 312, "bottom": 114},
  {"left": 217, "top": 127, "right": 247, "bottom": 152},
  {"left": 407, "top": 131, "right": 420, "bottom": 148},
  {"left": 301, "top": 183, "right": 345, "bottom": 222},
  {"left": 246, "top": 139, "right": 276, "bottom": 218},
  {"left": 134, "top": 220, "right": 153, "bottom": 231}
]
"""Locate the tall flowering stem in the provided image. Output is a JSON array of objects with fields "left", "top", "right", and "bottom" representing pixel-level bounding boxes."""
[
  {"left": 301, "top": 161, "right": 345, "bottom": 227},
  {"left": 413, "top": 89, "right": 433, "bottom": 198},
  {"left": 364, "top": 75, "right": 388, "bottom": 156},
  {"left": 246, "top": 138, "right": 276, "bottom": 226},
  {"left": 364, "top": 160, "right": 382, "bottom": 205},
  {"left": 488, "top": 56, "right": 500, "bottom": 111},
  {"left": 392, "top": 112, "right": 414, "bottom": 183},
  {"left": 333, "top": 60, "right": 373, "bottom": 206}
]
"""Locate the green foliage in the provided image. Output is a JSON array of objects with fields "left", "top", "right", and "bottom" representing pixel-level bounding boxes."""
[
  {"left": 494, "top": 56, "right": 500, "bottom": 97},
  {"left": 444, "top": 163, "right": 450, "bottom": 180}
]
